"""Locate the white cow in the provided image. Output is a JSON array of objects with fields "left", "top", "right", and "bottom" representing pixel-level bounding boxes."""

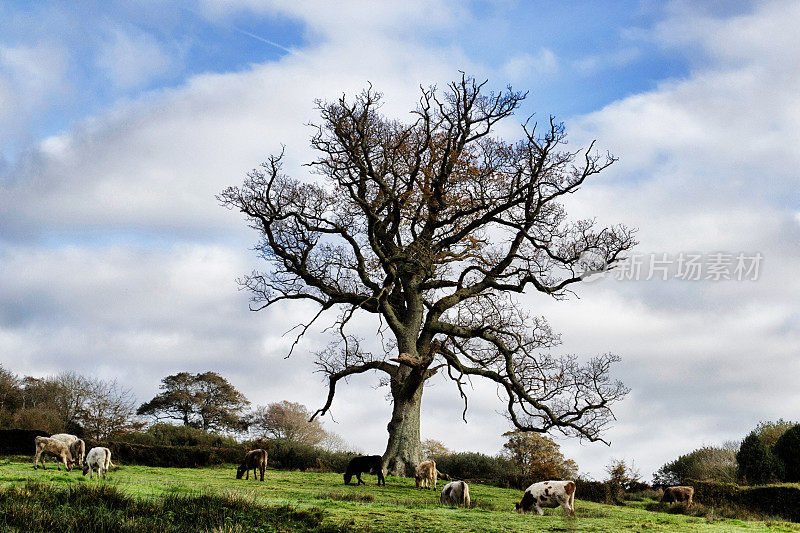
[
  {"left": 440, "top": 480, "right": 471, "bottom": 507},
  {"left": 83, "top": 447, "right": 114, "bottom": 479},
  {"left": 515, "top": 480, "right": 576, "bottom": 517}
]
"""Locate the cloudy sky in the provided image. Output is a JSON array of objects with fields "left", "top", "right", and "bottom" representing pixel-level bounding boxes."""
[{"left": 1, "top": 0, "right": 798, "bottom": 479}]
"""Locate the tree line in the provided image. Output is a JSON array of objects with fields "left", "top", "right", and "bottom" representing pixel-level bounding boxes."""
[{"left": 0, "top": 365, "right": 348, "bottom": 450}]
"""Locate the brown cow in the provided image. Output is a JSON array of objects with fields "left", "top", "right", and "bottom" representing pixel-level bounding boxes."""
[
  {"left": 33, "top": 436, "right": 74, "bottom": 471},
  {"left": 661, "top": 486, "right": 694, "bottom": 506},
  {"left": 236, "top": 449, "right": 267, "bottom": 481},
  {"left": 415, "top": 460, "right": 437, "bottom": 490}
]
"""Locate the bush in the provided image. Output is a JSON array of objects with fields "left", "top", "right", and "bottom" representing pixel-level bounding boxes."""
[
  {"left": 686, "top": 479, "right": 800, "bottom": 522},
  {"left": 256, "top": 438, "right": 357, "bottom": 473},
  {"left": 654, "top": 446, "right": 737, "bottom": 486},
  {"left": 0, "top": 429, "right": 49, "bottom": 455},
  {"left": 118, "top": 424, "right": 239, "bottom": 448},
  {"left": 85, "top": 440, "right": 243, "bottom": 468},
  {"left": 573, "top": 479, "right": 624, "bottom": 505},
  {"left": 688, "top": 479, "right": 741, "bottom": 507},
  {"left": 431, "top": 452, "right": 518, "bottom": 487},
  {"left": 742, "top": 484, "right": 800, "bottom": 522},
  {"left": 773, "top": 425, "right": 800, "bottom": 482}
]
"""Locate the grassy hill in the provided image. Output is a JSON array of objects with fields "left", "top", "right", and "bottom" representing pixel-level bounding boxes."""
[{"left": 1, "top": 457, "right": 798, "bottom": 532}]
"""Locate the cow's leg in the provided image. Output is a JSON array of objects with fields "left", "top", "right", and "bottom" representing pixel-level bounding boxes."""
[
  {"left": 260, "top": 464, "right": 264, "bottom": 481},
  {"left": 357, "top": 473, "right": 365, "bottom": 485},
  {"left": 246, "top": 468, "right": 250, "bottom": 480},
  {"left": 535, "top": 505, "right": 544, "bottom": 515}
]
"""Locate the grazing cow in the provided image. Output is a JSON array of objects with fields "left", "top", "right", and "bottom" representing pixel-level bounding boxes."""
[
  {"left": 440, "top": 480, "right": 470, "bottom": 507},
  {"left": 83, "top": 447, "right": 114, "bottom": 480},
  {"left": 33, "top": 436, "right": 73, "bottom": 471},
  {"left": 516, "top": 480, "right": 576, "bottom": 517},
  {"left": 344, "top": 455, "right": 385, "bottom": 486},
  {"left": 661, "top": 486, "right": 694, "bottom": 506},
  {"left": 415, "top": 460, "right": 437, "bottom": 489},
  {"left": 236, "top": 449, "right": 267, "bottom": 481},
  {"left": 49, "top": 434, "right": 85, "bottom": 467}
]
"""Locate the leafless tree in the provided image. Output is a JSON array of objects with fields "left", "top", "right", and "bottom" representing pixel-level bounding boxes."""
[
  {"left": 249, "top": 401, "right": 326, "bottom": 444},
  {"left": 81, "top": 379, "right": 142, "bottom": 440},
  {"left": 220, "top": 75, "right": 635, "bottom": 475}
]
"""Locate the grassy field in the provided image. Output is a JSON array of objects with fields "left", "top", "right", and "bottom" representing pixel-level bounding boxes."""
[{"left": 1, "top": 457, "right": 798, "bottom": 532}]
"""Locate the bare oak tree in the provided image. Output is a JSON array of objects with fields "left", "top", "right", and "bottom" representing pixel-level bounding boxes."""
[{"left": 220, "top": 76, "right": 635, "bottom": 475}]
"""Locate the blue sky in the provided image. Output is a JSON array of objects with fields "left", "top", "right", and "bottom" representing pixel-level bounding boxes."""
[
  {"left": 1, "top": 1, "right": 799, "bottom": 479},
  {"left": 0, "top": 0, "right": 705, "bottom": 165}
]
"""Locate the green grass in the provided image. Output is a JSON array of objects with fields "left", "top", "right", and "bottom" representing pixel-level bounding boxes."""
[{"left": 1, "top": 457, "right": 798, "bottom": 532}]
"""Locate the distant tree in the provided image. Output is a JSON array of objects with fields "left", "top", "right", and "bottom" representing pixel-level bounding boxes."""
[
  {"left": 753, "top": 419, "right": 796, "bottom": 449},
  {"left": 605, "top": 458, "right": 642, "bottom": 491},
  {"left": 737, "top": 432, "right": 782, "bottom": 484},
  {"left": 193, "top": 372, "right": 250, "bottom": 432},
  {"left": 654, "top": 446, "right": 737, "bottom": 485},
  {"left": 502, "top": 430, "right": 578, "bottom": 480},
  {"left": 0, "top": 365, "right": 22, "bottom": 413},
  {"left": 137, "top": 372, "right": 196, "bottom": 426},
  {"left": 421, "top": 439, "right": 451, "bottom": 459},
  {"left": 138, "top": 372, "right": 249, "bottom": 432},
  {"left": 81, "top": 379, "right": 143, "bottom": 440},
  {"left": 249, "top": 401, "right": 326, "bottom": 445},
  {"left": 50, "top": 372, "right": 92, "bottom": 432},
  {"left": 772, "top": 424, "right": 800, "bottom": 482},
  {"left": 320, "top": 431, "right": 359, "bottom": 453}
]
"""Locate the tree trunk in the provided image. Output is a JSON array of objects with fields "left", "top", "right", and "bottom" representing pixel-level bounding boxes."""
[{"left": 383, "top": 368, "right": 425, "bottom": 477}]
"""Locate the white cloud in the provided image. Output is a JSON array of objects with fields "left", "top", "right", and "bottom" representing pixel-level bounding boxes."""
[
  {"left": 0, "top": 42, "right": 70, "bottom": 124},
  {"left": 96, "top": 27, "right": 173, "bottom": 89},
  {"left": 502, "top": 48, "right": 558, "bottom": 82}
]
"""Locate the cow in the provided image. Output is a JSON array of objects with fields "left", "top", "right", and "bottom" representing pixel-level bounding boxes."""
[
  {"left": 236, "top": 449, "right": 267, "bottom": 481},
  {"left": 83, "top": 447, "right": 114, "bottom": 480},
  {"left": 33, "top": 436, "right": 74, "bottom": 471},
  {"left": 516, "top": 480, "right": 576, "bottom": 517},
  {"left": 661, "top": 486, "right": 694, "bottom": 506},
  {"left": 440, "top": 480, "right": 470, "bottom": 507},
  {"left": 343, "top": 455, "right": 385, "bottom": 486},
  {"left": 49, "top": 434, "right": 85, "bottom": 467},
  {"left": 415, "top": 460, "right": 437, "bottom": 490}
]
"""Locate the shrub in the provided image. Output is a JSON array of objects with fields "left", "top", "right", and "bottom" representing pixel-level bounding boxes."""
[
  {"left": 654, "top": 446, "right": 737, "bottom": 485},
  {"left": 85, "top": 440, "right": 243, "bottom": 468},
  {"left": 118, "top": 424, "right": 239, "bottom": 448},
  {"left": 688, "top": 479, "right": 741, "bottom": 507},
  {"left": 772, "top": 425, "right": 800, "bottom": 482},
  {"left": 0, "top": 429, "right": 49, "bottom": 455},
  {"left": 742, "top": 484, "right": 800, "bottom": 522},
  {"left": 431, "top": 452, "right": 517, "bottom": 487},
  {"left": 257, "top": 438, "right": 357, "bottom": 473},
  {"left": 573, "top": 479, "right": 624, "bottom": 505}
]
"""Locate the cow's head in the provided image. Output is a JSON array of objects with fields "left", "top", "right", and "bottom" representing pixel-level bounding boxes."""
[
  {"left": 343, "top": 473, "right": 352, "bottom": 485},
  {"left": 236, "top": 465, "right": 246, "bottom": 479}
]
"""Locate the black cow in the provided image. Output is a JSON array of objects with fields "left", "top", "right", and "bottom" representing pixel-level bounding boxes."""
[{"left": 344, "top": 455, "right": 385, "bottom": 486}]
